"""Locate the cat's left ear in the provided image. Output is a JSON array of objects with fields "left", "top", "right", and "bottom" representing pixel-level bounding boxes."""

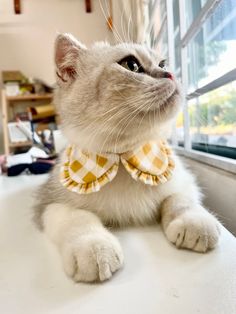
[{"left": 55, "top": 33, "right": 86, "bottom": 85}]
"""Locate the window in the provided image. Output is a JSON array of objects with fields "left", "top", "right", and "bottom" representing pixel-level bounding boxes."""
[
  {"left": 172, "top": 0, "right": 181, "bottom": 77},
  {"left": 189, "top": 81, "right": 236, "bottom": 158},
  {"left": 185, "top": 0, "right": 207, "bottom": 29},
  {"left": 187, "top": 0, "right": 236, "bottom": 92},
  {"left": 148, "top": 0, "right": 236, "bottom": 166}
]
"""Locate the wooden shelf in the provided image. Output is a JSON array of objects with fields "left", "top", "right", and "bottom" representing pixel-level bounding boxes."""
[
  {"left": 1, "top": 89, "right": 54, "bottom": 155},
  {"left": 6, "top": 93, "right": 53, "bottom": 102},
  {"left": 9, "top": 141, "right": 33, "bottom": 148}
]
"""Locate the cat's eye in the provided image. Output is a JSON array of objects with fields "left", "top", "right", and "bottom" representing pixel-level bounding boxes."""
[
  {"left": 159, "top": 59, "right": 167, "bottom": 69},
  {"left": 118, "top": 56, "right": 144, "bottom": 73}
]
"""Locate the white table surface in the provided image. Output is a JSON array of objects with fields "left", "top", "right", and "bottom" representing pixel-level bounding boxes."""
[{"left": 0, "top": 174, "right": 236, "bottom": 314}]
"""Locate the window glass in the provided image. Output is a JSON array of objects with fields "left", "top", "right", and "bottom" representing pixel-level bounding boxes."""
[
  {"left": 173, "top": 0, "right": 181, "bottom": 77},
  {"left": 189, "top": 81, "right": 236, "bottom": 148},
  {"left": 176, "top": 111, "right": 184, "bottom": 144},
  {"left": 187, "top": 0, "right": 236, "bottom": 93},
  {"left": 185, "top": 0, "right": 207, "bottom": 28}
]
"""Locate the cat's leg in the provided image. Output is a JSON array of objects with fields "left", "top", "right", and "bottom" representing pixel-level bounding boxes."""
[
  {"left": 42, "top": 203, "right": 124, "bottom": 282},
  {"left": 161, "top": 194, "right": 221, "bottom": 252}
]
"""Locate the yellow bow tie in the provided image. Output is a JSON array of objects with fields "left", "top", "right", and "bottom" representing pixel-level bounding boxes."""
[{"left": 60, "top": 141, "right": 175, "bottom": 194}]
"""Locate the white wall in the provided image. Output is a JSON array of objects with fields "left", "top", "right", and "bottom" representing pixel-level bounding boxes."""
[
  {"left": 0, "top": 0, "right": 112, "bottom": 153},
  {"left": 181, "top": 157, "right": 236, "bottom": 236}
]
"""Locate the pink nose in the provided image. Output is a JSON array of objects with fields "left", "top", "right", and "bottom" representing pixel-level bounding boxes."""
[{"left": 164, "top": 72, "right": 173, "bottom": 80}]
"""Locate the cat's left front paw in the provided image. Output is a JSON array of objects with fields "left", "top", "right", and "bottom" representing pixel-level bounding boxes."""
[{"left": 165, "top": 208, "right": 221, "bottom": 252}]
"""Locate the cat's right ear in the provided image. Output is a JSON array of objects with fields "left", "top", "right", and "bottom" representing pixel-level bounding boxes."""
[{"left": 55, "top": 33, "right": 86, "bottom": 85}]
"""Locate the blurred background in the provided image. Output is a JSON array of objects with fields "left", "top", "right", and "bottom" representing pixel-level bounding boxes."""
[{"left": 0, "top": 0, "right": 235, "bottom": 233}]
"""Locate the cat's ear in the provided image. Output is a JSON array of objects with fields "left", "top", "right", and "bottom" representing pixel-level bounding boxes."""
[{"left": 55, "top": 33, "right": 86, "bottom": 85}]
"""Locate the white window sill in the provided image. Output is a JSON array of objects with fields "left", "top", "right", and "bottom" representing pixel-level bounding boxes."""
[{"left": 173, "top": 146, "right": 236, "bottom": 175}]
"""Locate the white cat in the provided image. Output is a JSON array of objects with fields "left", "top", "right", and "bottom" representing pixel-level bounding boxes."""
[{"left": 34, "top": 34, "right": 221, "bottom": 283}]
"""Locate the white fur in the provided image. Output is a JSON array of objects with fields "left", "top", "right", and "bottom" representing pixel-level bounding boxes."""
[
  {"left": 44, "top": 204, "right": 123, "bottom": 282},
  {"left": 37, "top": 34, "right": 221, "bottom": 283},
  {"left": 42, "top": 154, "right": 221, "bottom": 282}
]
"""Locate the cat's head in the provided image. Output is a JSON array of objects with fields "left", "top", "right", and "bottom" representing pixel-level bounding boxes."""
[{"left": 54, "top": 33, "right": 182, "bottom": 153}]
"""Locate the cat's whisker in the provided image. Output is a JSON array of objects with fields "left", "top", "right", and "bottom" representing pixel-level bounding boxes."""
[
  {"left": 110, "top": 76, "right": 151, "bottom": 88},
  {"left": 136, "top": 91, "right": 165, "bottom": 131},
  {"left": 97, "top": 95, "right": 145, "bottom": 124},
  {"left": 75, "top": 95, "right": 142, "bottom": 144},
  {"left": 121, "top": 10, "right": 127, "bottom": 43},
  {"left": 113, "top": 102, "right": 152, "bottom": 152},
  {"left": 74, "top": 88, "right": 164, "bottom": 146},
  {"left": 101, "top": 0, "right": 124, "bottom": 44},
  {"left": 149, "top": 101, "right": 155, "bottom": 130},
  {"left": 147, "top": 94, "right": 160, "bottom": 129},
  {"left": 95, "top": 96, "right": 151, "bottom": 154},
  {"left": 113, "top": 97, "right": 154, "bottom": 152},
  {"left": 137, "top": 101, "right": 152, "bottom": 130},
  {"left": 109, "top": 82, "right": 150, "bottom": 89},
  {"left": 127, "top": 14, "right": 132, "bottom": 43},
  {"left": 72, "top": 93, "right": 143, "bottom": 130},
  {"left": 83, "top": 96, "right": 144, "bottom": 152}
]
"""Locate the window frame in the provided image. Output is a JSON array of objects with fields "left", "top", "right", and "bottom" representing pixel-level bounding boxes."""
[{"left": 164, "top": 0, "right": 236, "bottom": 174}]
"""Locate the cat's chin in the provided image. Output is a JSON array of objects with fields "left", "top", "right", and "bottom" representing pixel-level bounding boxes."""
[
  {"left": 133, "top": 94, "right": 180, "bottom": 129},
  {"left": 158, "top": 90, "right": 181, "bottom": 115},
  {"left": 137, "top": 88, "right": 180, "bottom": 116}
]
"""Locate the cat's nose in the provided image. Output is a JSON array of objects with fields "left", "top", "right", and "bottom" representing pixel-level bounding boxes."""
[{"left": 163, "top": 72, "right": 173, "bottom": 80}]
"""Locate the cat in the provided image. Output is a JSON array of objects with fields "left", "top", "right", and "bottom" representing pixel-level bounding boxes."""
[{"left": 34, "top": 33, "right": 221, "bottom": 283}]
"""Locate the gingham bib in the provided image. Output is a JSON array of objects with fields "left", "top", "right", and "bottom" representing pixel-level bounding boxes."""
[{"left": 60, "top": 141, "right": 175, "bottom": 194}]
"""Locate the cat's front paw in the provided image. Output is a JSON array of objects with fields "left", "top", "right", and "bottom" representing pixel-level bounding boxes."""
[
  {"left": 165, "top": 209, "right": 221, "bottom": 252},
  {"left": 61, "top": 231, "right": 124, "bottom": 283}
]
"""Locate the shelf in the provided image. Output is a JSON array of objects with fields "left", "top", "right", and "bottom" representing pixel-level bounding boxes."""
[
  {"left": 9, "top": 141, "right": 33, "bottom": 148},
  {"left": 1, "top": 88, "right": 55, "bottom": 155},
  {"left": 6, "top": 93, "right": 53, "bottom": 102}
]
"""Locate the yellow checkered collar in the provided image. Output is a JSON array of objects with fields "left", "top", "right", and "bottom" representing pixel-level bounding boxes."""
[{"left": 60, "top": 141, "right": 175, "bottom": 194}]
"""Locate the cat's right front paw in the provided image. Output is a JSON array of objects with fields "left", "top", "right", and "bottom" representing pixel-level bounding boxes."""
[{"left": 61, "top": 231, "right": 124, "bottom": 283}]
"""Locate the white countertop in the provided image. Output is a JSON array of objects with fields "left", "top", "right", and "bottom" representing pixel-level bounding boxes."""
[{"left": 0, "top": 175, "right": 236, "bottom": 314}]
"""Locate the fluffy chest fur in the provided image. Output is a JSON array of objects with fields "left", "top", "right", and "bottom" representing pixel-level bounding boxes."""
[
  {"left": 72, "top": 165, "right": 161, "bottom": 225},
  {"left": 44, "top": 153, "right": 194, "bottom": 227}
]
